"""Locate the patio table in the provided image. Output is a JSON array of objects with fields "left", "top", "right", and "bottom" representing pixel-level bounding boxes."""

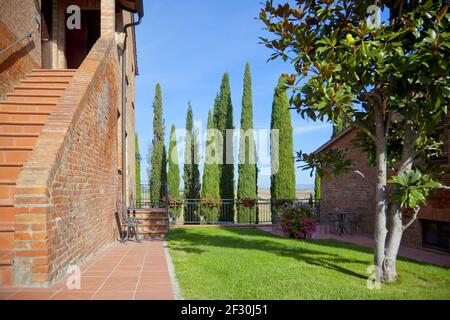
[{"left": 335, "top": 211, "right": 353, "bottom": 236}]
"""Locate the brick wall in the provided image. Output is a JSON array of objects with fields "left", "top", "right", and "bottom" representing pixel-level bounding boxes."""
[
  {"left": 320, "top": 130, "right": 378, "bottom": 234},
  {"left": 319, "top": 129, "right": 450, "bottom": 251},
  {"left": 13, "top": 37, "right": 121, "bottom": 286},
  {"left": 0, "top": 0, "right": 41, "bottom": 98}
]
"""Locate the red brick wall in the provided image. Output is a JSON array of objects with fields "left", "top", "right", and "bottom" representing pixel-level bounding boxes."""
[
  {"left": 320, "top": 130, "right": 377, "bottom": 234},
  {"left": 0, "top": 0, "right": 41, "bottom": 98},
  {"left": 13, "top": 37, "right": 121, "bottom": 286},
  {"left": 320, "top": 129, "right": 450, "bottom": 251}
]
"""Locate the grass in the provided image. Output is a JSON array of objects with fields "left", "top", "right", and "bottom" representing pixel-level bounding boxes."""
[{"left": 166, "top": 227, "right": 450, "bottom": 300}]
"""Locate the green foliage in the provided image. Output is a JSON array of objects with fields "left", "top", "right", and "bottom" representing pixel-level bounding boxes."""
[
  {"left": 135, "top": 134, "right": 141, "bottom": 207},
  {"left": 202, "top": 110, "right": 220, "bottom": 222},
  {"left": 297, "top": 148, "right": 353, "bottom": 180},
  {"left": 215, "top": 73, "right": 235, "bottom": 220},
  {"left": 168, "top": 124, "right": 180, "bottom": 200},
  {"left": 270, "top": 76, "right": 296, "bottom": 202},
  {"left": 237, "top": 64, "right": 258, "bottom": 223},
  {"left": 389, "top": 170, "right": 442, "bottom": 209},
  {"left": 183, "top": 103, "right": 201, "bottom": 200},
  {"left": 260, "top": 0, "right": 449, "bottom": 213},
  {"left": 314, "top": 172, "right": 321, "bottom": 203},
  {"left": 150, "top": 83, "right": 165, "bottom": 204}
]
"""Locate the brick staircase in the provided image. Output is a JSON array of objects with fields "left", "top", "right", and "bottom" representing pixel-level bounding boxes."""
[
  {"left": 130, "top": 209, "right": 169, "bottom": 239},
  {"left": 0, "top": 69, "right": 76, "bottom": 286}
]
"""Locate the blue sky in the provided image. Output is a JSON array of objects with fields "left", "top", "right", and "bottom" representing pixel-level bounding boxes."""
[{"left": 134, "top": 0, "right": 333, "bottom": 189}]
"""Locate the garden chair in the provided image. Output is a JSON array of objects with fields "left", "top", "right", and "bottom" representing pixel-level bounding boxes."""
[{"left": 321, "top": 212, "right": 339, "bottom": 234}]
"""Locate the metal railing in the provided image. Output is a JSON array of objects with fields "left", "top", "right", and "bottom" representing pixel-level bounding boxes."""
[
  {"left": 136, "top": 184, "right": 320, "bottom": 225},
  {"left": 0, "top": 30, "right": 34, "bottom": 57}
]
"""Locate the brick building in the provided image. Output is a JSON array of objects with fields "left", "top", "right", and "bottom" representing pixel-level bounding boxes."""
[
  {"left": 315, "top": 126, "right": 450, "bottom": 253},
  {"left": 0, "top": 0, "right": 143, "bottom": 286}
]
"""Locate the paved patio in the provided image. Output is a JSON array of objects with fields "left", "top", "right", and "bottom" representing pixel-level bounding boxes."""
[
  {"left": 0, "top": 240, "right": 175, "bottom": 300},
  {"left": 258, "top": 225, "right": 450, "bottom": 268}
]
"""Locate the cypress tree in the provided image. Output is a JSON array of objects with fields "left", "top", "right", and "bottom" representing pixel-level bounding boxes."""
[
  {"left": 270, "top": 76, "right": 296, "bottom": 204},
  {"left": 168, "top": 124, "right": 180, "bottom": 199},
  {"left": 201, "top": 110, "right": 220, "bottom": 222},
  {"left": 183, "top": 103, "right": 201, "bottom": 200},
  {"left": 215, "top": 73, "right": 235, "bottom": 221},
  {"left": 314, "top": 171, "right": 321, "bottom": 204},
  {"left": 237, "top": 64, "right": 257, "bottom": 223},
  {"left": 135, "top": 134, "right": 141, "bottom": 208},
  {"left": 192, "top": 127, "right": 201, "bottom": 200},
  {"left": 183, "top": 104, "right": 194, "bottom": 199},
  {"left": 160, "top": 144, "right": 168, "bottom": 201},
  {"left": 150, "top": 83, "right": 165, "bottom": 206}
]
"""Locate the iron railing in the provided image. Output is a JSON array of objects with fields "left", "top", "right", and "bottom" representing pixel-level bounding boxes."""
[
  {"left": 0, "top": 30, "right": 34, "bottom": 57},
  {"left": 137, "top": 184, "right": 320, "bottom": 225}
]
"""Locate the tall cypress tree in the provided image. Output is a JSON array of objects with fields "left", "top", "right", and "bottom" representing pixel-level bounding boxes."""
[
  {"left": 270, "top": 76, "right": 296, "bottom": 203},
  {"left": 183, "top": 103, "right": 201, "bottom": 200},
  {"left": 183, "top": 104, "right": 194, "bottom": 199},
  {"left": 192, "top": 127, "right": 201, "bottom": 200},
  {"left": 314, "top": 171, "right": 321, "bottom": 204},
  {"left": 237, "top": 64, "right": 257, "bottom": 223},
  {"left": 202, "top": 110, "right": 220, "bottom": 222},
  {"left": 168, "top": 124, "right": 180, "bottom": 199},
  {"left": 160, "top": 144, "right": 168, "bottom": 200},
  {"left": 150, "top": 83, "right": 165, "bottom": 205},
  {"left": 135, "top": 134, "right": 142, "bottom": 208},
  {"left": 215, "top": 73, "right": 235, "bottom": 221}
]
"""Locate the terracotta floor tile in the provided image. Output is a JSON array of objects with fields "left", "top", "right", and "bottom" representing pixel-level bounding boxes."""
[
  {"left": 139, "top": 276, "right": 171, "bottom": 283},
  {"left": 4, "top": 240, "right": 175, "bottom": 300},
  {"left": 77, "top": 276, "right": 106, "bottom": 291},
  {"left": 134, "top": 291, "right": 174, "bottom": 300},
  {"left": 101, "top": 278, "right": 139, "bottom": 291},
  {"left": 9, "top": 291, "right": 54, "bottom": 300},
  {"left": 136, "top": 283, "right": 173, "bottom": 292},
  {"left": 0, "top": 291, "right": 18, "bottom": 300},
  {"left": 51, "top": 291, "right": 95, "bottom": 300},
  {"left": 92, "top": 291, "right": 134, "bottom": 300}
]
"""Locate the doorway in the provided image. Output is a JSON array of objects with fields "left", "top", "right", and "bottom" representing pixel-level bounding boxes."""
[
  {"left": 65, "top": 10, "right": 100, "bottom": 69},
  {"left": 41, "top": 0, "right": 53, "bottom": 69}
]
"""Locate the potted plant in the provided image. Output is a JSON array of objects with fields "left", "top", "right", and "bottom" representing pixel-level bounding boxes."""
[{"left": 277, "top": 203, "right": 317, "bottom": 240}]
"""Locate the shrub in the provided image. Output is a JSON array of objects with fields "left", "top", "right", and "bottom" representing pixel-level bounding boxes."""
[{"left": 277, "top": 203, "right": 317, "bottom": 240}]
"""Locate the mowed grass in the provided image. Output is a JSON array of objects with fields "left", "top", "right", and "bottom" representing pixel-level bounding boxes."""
[{"left": 166, "top": 227, "right": 450, "bottom": 300}]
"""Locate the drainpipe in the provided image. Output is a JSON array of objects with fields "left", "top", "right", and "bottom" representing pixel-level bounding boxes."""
[{"left": 121, "top": 3, "right": 143, "bottom": 209}]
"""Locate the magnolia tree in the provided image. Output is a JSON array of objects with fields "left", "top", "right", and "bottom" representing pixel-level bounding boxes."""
[{"left": 260, "top": 0, "right": 450, "bottom": 282}]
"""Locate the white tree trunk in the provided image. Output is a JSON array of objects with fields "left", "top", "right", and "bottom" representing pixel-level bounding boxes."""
[
  {"left": 373, "top": 102, "right": 388, "bottom": 282},
  {"left": 383, "top": 120, "right": 417, "bottom": 282}
]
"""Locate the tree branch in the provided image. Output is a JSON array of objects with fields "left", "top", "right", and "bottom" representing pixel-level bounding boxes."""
[{"left": 402, "top": 207, "right": 420, "bottom": 230}]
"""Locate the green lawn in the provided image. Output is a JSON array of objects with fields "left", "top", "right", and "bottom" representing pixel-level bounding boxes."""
[{"left": 166, "top": 227, "right": 450, "bottom": 300}]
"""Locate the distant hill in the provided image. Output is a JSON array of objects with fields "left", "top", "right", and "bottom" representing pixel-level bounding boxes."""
[{"left": 258, "top": 188, "right": 314, "bottom": 200}]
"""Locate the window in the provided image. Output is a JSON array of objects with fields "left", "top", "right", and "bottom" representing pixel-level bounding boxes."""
[{"left": 421, "top": 220, "right": 449, "bottom": 252}]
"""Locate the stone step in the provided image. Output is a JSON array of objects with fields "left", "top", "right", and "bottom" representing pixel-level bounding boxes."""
[
  {"left": 0, "top": 148, "right": 32, "bottom": 165},
  {"left": 14, "top": 86, "right": 67, "bottom": 96},
  {"left": 6, "top": 93, "right": 62, "bottom": 103},
  {"left": 0, "top": 112, "right": 49, "bottom": 124},
  {"left": 0, "top": 123, "right": 45, "bottom": 135},
  {"left": 0, "top": 103, "right": 55, "bottom": 114},
  {"left": 0, "top": 164, "right": 22, "bottom": 181}
]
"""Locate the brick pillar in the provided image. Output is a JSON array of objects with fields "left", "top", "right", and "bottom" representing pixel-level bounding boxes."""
[{"left": 101, "top": 0, "right": 115, "bottom": 37}]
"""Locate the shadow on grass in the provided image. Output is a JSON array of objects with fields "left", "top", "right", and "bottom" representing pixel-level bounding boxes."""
[{"left": 167, "top": 227, "right": 368, "bottom": 280}]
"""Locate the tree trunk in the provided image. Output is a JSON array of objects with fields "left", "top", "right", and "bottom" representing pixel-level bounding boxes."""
[
  {"left": 383, "top": 120, "right": 417, "bottom": 282},
  {"left": 373, "top": 101, "right": 388, "bottom": 282}
]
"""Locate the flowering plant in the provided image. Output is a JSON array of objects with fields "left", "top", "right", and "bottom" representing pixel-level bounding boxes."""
[
  {"left": 202, "top": 197, "right": 221, "bottom": 208},
  {"left": 241, "top": 198, "right": 256, "bottom": 207},
  {"left": 169, "top": 197, "right": 183, "bottom": 209},
  {"left": 276, "top": 203, "right": 317, "bottom": 240}
]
